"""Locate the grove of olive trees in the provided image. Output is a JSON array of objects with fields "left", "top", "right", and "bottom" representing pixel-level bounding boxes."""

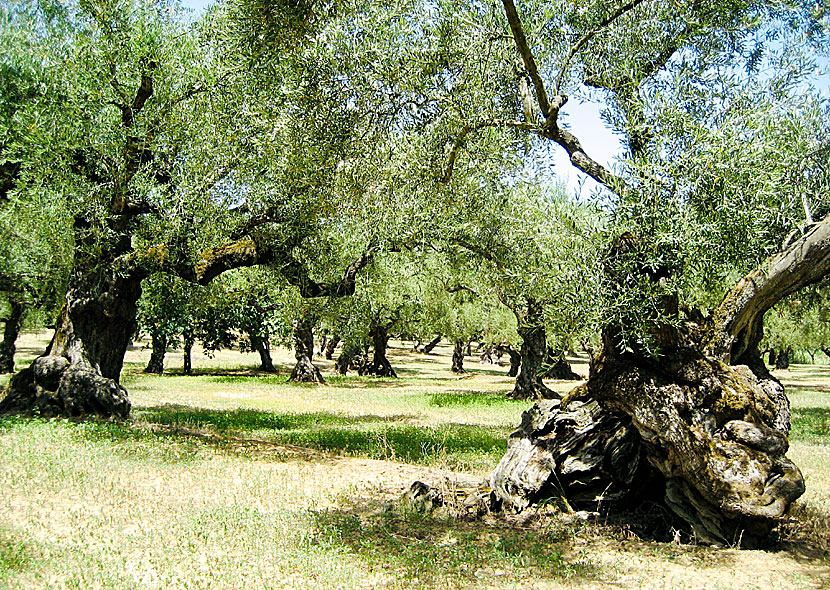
[{"left": 0, "top": 0, "right": 828, "bottom": 549}]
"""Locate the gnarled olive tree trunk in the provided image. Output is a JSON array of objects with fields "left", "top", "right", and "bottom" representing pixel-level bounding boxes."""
[
  {"left": 289, "top": 314, "right": 324, "bottom": 383},
  {"left": 0, "top": 299, "right": 25, "bottom": 374},
  {"left": 541, "top": 352, "right": 581, "bottom": 381},
  {"left": 0, "top": 256, "right": 139, "bottom": 418},
  {"left": 451, "top": 340, "right": 465, "bottom": 373},
  {"left": 492, "top": 221, "right": 830, "bottom": 547},
  {"left": 508, "top": 299, "right": 554, "bottom": 400},
  {"left": 364, "top": 320, "right": 397, "bottom": 378}
]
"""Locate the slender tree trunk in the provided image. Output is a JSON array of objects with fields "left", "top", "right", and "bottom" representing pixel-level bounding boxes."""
[
  {"left": 496, "top": 344, "right": 521, "bottom": 377},
  {"left": 422, "top": 335, "right": 441, "bottom": 354},
  {"left": 182, "top": 332, "right": 194, "bottom": 376},
  {"left": 0, "top": 300, "right": 25, "bottom": 374},
  {"left": 248, "top": 331, "right": 276, "bottom": 373},
  {"left": 325, "top": 333, "right": 340, "bottom": 360},
  {"left": 318, "top": 329, "right": 329, "bottom": 356},
  {"left": 365, "top": 321, "right": 397, "bottom": 377},
  {"left": 508, "top": 299, "right": 554, "bottom": 400},
  {"left": 144, "top": 329, "right": 167, "bottom": 374},
  {"left": 289, "top": 315, "right": 324, "bottom": 383},
  {"left": 451, "top": 340, "right": 465, "bottom": 373},
  {"left": 768, "top": 348, "right": 777, "bottom": 366}
]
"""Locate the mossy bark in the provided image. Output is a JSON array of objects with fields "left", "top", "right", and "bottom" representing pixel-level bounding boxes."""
[{"left": 489, "top": 225, "right": 830, "bottom": 547}]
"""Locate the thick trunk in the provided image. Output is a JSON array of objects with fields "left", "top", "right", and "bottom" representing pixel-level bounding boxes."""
[
  {"left": 144, "top": 329, "right": 167, "bottom": 374},
  {"left": 364, "top": 322, "right": 397, "bottom": 378},
  {"left": 451, "top": 340, "right": 465, "bottom": 373},
  {"left": 422, "top": 335, "right": 441, "bottom": 354},
  {"left": 509, "top": 300, "right": 555, "bottom": 400},
  {"left": 182, "top": 332, "right": 194, "bottom": 376},
  {"left": 248, "top": 332, "right": 276, "bottom": 373},
  {"left": 289, "top": 315, "right": 324, "bottom": 383},
  {"left": 0, "top": 272, "right": 138, "bottom": 418},
  {"left": 0, "top": 300, "right": 25, "bottom": 374},
  {"left": 490, "top": 227, "right": 830, "bottom": 547}
]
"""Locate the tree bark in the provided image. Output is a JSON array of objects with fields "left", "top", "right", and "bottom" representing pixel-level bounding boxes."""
[
  {"left": 422, "top": 335, "right": 441, "bottom": 354},
  {"left": 0, "top": 300, "right": 25, "bottom": 374},
  {"left": 775, "top": 347, "right": 791, "bottom": 371},
  {"left": 496, "top": 344, "right": 522, "bottom": 377},
  {"left": 490, "top": 222, "right": 830, "bottom": 546},
  {"left": 0, "top": 265, "right": 138, "bottom": 418},
  {"left": 289, "top": 315, "right": 324, "bottom": 383},
  {"left": 144, "top": 329, "right": 167, "bottom": 374},
  {"left": 248, "top": 331, "right": 276, "bottom": 373},
  {"left": 182, "top": 332, "right": 194, "bottom": 376},
  {"left": 508, "top": 299, "right": 555, "bottom": 400},
  {"left": 451, "top": 340, "right": 465, "bottom": 373},
  {"left": 364, "top": 321, "right": 397, "bottom": 378},
  {"left": 541, "top": 352, "right": 581, "bottom": 380},
  {"left": 325, "top": 333, "right": 340, "bottom": 360}
]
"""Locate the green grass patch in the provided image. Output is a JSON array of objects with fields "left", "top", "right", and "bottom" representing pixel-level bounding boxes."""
[
  {"left": 0, "top": 530, "right": 33, "bottom": 574},
  {"left": 133, "top": 405, "right": 509, "bottom": 471},
  {"left": 429, "top": 390, "right": 514, "bottom": 408},
  {"left": 790, "top": 407, "right": 830, "bottom": 444},
  {"left": 308, "top": 508, "right": 593, "bottom": 587}
]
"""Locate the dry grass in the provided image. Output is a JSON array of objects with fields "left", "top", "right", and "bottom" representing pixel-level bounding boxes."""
[{"left": 1, "top": 332, "right": 829, "bottom": 588}]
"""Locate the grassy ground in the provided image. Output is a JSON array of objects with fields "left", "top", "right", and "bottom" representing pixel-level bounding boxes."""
[{"left": 0, "top": 333, "right": 829, "bottom": 589}]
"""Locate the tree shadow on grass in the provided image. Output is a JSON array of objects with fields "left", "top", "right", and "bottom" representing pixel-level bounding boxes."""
[
  {"left": 308, "top": 503, "right": 597, "bottom": 587},
  {"left": 127, "top": 405, "right": 511, "bottom": 468}
]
